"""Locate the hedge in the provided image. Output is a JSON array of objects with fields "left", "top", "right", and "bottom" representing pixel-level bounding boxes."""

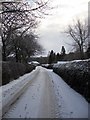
[
  {"left": 53, "top": 60, "right": 90, "bottom": 102},
  {"left": 2, "top": 61, "right": 36, "bottom": 85}
]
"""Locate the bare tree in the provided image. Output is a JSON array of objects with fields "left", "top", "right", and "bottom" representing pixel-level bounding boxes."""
[
  {"left": 0, "top": 0, "right": 50, "bottom": 61},
  {"left": 66, "top": 19, "right": 88, "bottom": 59},
  {"left": 12, "top": 33, "right": 43, "bottom": 63}
]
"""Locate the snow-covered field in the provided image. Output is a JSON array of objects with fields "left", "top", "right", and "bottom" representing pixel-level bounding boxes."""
[{"left": 0, "top": 66, "right": 88, "bottom": 118}]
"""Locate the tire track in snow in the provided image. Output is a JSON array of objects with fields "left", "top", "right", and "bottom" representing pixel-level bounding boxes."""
[
  {"left": 3, "top": 67, "right": 56, "bottom": 118},
  {"left": 47, "top": 70, "right": 74, "bottom": 118},
  {"left": 2, "top": 68, "right": 40, "bottom": 117}
]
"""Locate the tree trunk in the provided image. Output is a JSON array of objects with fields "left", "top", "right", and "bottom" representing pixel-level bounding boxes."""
[
  {"left": 79, "top": 45, "right": 84, "bottom": 59},
  {"left": 2, "top": 40, "right": 7, "bottom": 61}
]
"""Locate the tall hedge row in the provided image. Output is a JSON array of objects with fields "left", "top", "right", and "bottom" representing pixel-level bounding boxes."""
[
  {"left": 53, "top": 60, "right": 90, "bottom": 102},
  {"left": 2, "top": 61, "right": 36, "bottom": 85}
]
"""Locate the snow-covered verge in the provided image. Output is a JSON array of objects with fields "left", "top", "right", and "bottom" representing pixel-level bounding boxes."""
[
  {"left": 53, "top": 59, "right": 90, "bottom": 102},
  {"left": 0, "top": 68, "right": 39, "bottom": 119}
]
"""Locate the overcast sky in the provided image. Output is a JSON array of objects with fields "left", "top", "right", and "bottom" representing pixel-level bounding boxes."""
[{"left": 34, "top": 0, "right": 89, "bottom": 55}]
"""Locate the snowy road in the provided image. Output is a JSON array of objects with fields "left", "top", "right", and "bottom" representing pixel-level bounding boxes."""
[{"left": 1, "top": 67, "right": 88, "bottom": 118}]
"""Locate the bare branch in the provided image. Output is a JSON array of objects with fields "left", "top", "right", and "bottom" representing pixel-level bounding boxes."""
[{"left": 65, "top": 19, "right": 88, "bottom": 59}]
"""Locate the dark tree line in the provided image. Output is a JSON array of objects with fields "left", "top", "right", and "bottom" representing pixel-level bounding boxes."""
[
  {"left": 0, "top": 1, "right": 49, "bottom": 63},
  {"left": 48, "top": 46, "right": 66, "bottom": 64},
  {"left": 48, "top": 44, "right": 90, "bottom": 64}
]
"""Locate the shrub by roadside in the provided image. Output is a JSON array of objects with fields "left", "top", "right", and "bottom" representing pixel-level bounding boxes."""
[{"left": 2, "top": 61, "right": 36, "bottom": 85}]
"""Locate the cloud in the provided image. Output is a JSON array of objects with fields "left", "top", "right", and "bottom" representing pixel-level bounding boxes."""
[{"left": 36, "top": 0, "right": 89, "bottom": 55}]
